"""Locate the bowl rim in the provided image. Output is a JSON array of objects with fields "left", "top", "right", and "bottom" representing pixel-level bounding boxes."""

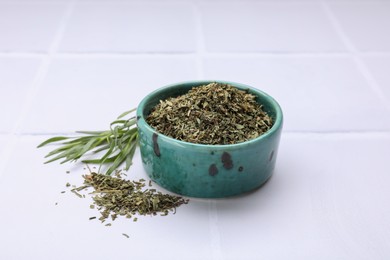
[{"left": 136, "top": 80, "right": 283, "bottom": 148}]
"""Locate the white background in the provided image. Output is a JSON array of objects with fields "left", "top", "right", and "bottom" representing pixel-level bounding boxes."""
[{"left": 0, "top": 0, "right": 390, "bottom": 259}]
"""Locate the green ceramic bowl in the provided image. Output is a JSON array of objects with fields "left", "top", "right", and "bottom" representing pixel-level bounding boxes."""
[{"left": 136, "top": 80, "right": 283, "bottom": 198}]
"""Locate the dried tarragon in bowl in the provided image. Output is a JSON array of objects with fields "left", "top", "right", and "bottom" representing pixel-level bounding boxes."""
[{"left": 146, "top": 83, "right": 273, "bottom": 145}]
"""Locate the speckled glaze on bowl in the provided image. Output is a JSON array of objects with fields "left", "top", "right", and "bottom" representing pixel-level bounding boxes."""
[{"left": 136, "top": 80, "right": 283, "bottom": 198}]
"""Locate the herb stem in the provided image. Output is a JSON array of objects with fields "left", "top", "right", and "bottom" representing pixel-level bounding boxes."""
[{"left": 37, "top": 109, "right": 138, "bottom": 175}]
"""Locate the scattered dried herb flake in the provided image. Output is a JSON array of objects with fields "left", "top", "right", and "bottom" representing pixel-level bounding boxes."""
[{"left": 72, "top": 172, "right": 188, "bottom": 224}]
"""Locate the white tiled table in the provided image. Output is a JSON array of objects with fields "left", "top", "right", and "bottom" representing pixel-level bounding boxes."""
[{"left": 1, "top": 1, "right": 390, "bottom": 259}]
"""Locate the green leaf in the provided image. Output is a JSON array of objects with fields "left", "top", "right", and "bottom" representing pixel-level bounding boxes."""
[
  {"left": 91, "top": 144, "right": 110, "bottom": 154},
  {"left": 125, "top": 140, "right": 137, "bottom": 171},
  {"left": 110, "top": 120, "right": 128, "bottom": 126},
  {"left": 96, "top": 141, "right": 117, "bottom": 165},
  {"left": 38, "top": 108, "right": 139, "bottom": 175},
  {"left": 117, "top": 108, "right": 136, "bottom": 119},
  {"left": 37, "top": 136, "right": 69, "bottom": 148},
  {"left": 76, "top": 130, "right": 105, "bottom": 135},
  {"left": 82, "top": 156, "right": 117, "bottom": 164},
  {"left": 44, "top": 143, "right": 79, "bottom": 158},
  {"left": 105, "top": 152, "right": 127, "bottom": 175}
]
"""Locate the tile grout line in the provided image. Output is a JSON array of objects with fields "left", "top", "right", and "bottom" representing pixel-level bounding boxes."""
[
  {"left": 0, "top": 51, "right": 377, "bottom": 58},
  {"left": 208, "top": 200, "right": 223, "bottom": 260},
  {"left": 0, "top": 52, "right": 196, "bottom": 58},
  {"left": 13, "top": 0, "right": 76, "bottom": 135},
  {"left": 352, "top": 58, "right": 390, "bottom": 111},
  {"left": 194, "top": 3, "right": 222, "bottom": 258},
  {"left": 12, "top": 129, "right": 390, "bottom": 136},
  {"left": 1, "top": 52, "right": 390, "bottom": 59},
  {"left": 282, "top": 131, "right": 390, "bottom": 139},
  {"left": 0, "top": 1, "right": 70, "bottom": 5},
  {"left": 193, "top": 2, "right": 205, "bottom": 80},
  {"left": 53, "top": 52, "right": 198, "bottom": 58},
  {"left": 321, "top": 1, "right": 390, "bottom": 112},
  {"left": 0, "top": 0, "right": 324, "bottom": 5},
  {"left": 0, "top": 0, "right": 76, "bottom": 177},
  {"left": 0, "top": 53, "right": 47, "bottom": 58},
  {"left": 4, "top": 0, "right": 386, "bottom": 5}
]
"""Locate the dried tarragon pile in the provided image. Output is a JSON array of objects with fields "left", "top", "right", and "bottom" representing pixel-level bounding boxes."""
[
  {"left": 147, "top": 83, "right": 273, "bottom": 145},
  {"left": 71, "top": 172, "right": 188, "bottom": 224}
]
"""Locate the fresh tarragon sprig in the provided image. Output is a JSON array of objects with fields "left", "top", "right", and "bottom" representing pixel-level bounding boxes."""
[{"left": 37, "top": 109, "right": 138, "bottom": 175}]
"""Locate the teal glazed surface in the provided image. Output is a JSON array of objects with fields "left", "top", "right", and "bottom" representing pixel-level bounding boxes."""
[{"left": 136, "top": 80, "right": 283, "bottom": 198}]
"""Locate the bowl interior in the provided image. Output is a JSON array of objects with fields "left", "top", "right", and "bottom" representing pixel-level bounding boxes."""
[{"left": 138, "top": 80, "right": 282, "bottom": 141}]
